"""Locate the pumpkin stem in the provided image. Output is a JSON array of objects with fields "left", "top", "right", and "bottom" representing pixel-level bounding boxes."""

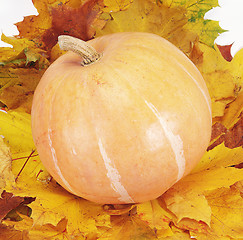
[{"left": 58, "top": 35, "right": 101, "bottom": 65}]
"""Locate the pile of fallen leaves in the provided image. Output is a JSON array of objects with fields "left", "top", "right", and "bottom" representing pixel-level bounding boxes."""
[{"left": 0, "top": 0, "right": 242, "bottom": 239}]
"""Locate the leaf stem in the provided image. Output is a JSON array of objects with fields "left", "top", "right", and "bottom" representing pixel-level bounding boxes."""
[
  {"left": 15, "top": 149, "right": 36, "bottom": 182},
  {"left": 12, "top": 154, "right": 38, "bottom": 161}
]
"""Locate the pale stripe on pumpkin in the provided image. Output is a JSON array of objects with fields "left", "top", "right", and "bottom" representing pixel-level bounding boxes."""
[
  {"left": 144, "top": 101, "right": 186, "bottom": 181},
  {"left": 98, "top": 138, "right": 134, "bottom": 203},
  {"left": 177, "top": 62, "right": 212, "bottom": 121},
  {"left": 48, "top": 128, "right": 76, "bottom": 194}
]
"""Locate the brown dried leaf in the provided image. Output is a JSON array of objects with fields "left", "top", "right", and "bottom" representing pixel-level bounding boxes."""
[
  {"left": 0, "top": 191, "right": 35, "bottom": 221},
  {"left": 208, "top": 117, "right": 243, "bottom": 150},
  {"left": 217, "top": 44, "right": 233, "bottom": 62},
  {"left": 42, "top": 0, "right": 105, "bottom": 50},
  {"left": 0, "top": 191, "right": 24, "bottom": 220},
  {"left": 16, "top": 0, "right": 105, "bottom": 51}
]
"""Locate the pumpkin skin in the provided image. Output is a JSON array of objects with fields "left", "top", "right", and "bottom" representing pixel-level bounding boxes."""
[{"left": 31, "top": 32, "right": 212, "bottom": 204}]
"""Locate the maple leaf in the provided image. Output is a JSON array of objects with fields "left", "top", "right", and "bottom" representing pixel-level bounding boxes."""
[
  {"left": 42, "top": 0, "right": 105, "bottom": 50},
  {"left": 0, "top": 68, "right": 45, "bottom": 113},
  {"left": 136, "top": 199, "right": 174, "bottom": 238},
  {"left": 222, "top": 90, "right": 243, "bottom": 128},
  {"left": 193, "top": 144, "right": 243, "bottom": 173},
  {"left": 0, "top": 34, "right": 39, "bottom": 57},
  {"left": 217, "top": 44, "right": 234, "bottom": 62},
  {"left": 208, "top": 118, "right": 243, "bottom": 150},
  {"left": 97, "top": 0, "right": 198, "bottom": 55},
  {"left": 0, "top": 34, "right": 49, "bottom": 113},
  {"left": 16, "top": 0, "right": 105, "bottom": 51},
  {"left": 103, "top": 0, "right": 133, "bottom": 12},
  {"left": 0, "top": 223, "right": 27, "bottom": 240},
  {"left": 172, "top": 0, "right": 224, "bottom": 48},
  {"left": 2, "top": 215, "right": 87, "bottom": 240},
  {"left": 0, "top": 191, "right": 35, "bottom": 222},
  {"left": 99, "top": 214, "right": 157, "bottom": 239},
  {"left": 0, "top": 35, "right": 49, "bottom": 69},
  {"left": 162, "top": 166, "right": 243, "bottom": 226},
  {"left": 0, "top": 138, "right": 14, "bottom": 190},
  {"left": 195, "top": 44, "right": 243, "bottom": 119},
  {"left": 0, "top": 191, "right": 25, "bottom": 221},
  {"left": 0, "top": 110, "right": 35, "bottom": 153},
  {"left": 204, "top": 186, "right": 243, "bottom": 239}
]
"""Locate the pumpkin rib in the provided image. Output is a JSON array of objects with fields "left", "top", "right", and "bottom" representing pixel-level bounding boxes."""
[
  {"left": 174, "top": 60, "right": 212, "bottom": 121},
  {"left": 87, "top": 63, "right": 179, "bottom": 202},
  {"left": 144, "top": 100, "right": 186, "bottom": 182},
  {"left": 59, "top": 71, "right": 112, "bottom": 198},
  {"left": 116, "top": 43, "right": 211, "bottom": 134},
  {"left": 103, "top": 46, "right": 210, "bottom": 181},
  {"left": 107, "top": 61, "right": 184, "bottom": 181},
  {"left": 31, "top": 72, "right": 72, "bottom": 191},
  {"left": 47, "top": 73, "right": 78, "bottom": 195},
  {"left": 119, "top": 36, "right": 211, "bottom": 120},
  {"left": 84, "top": 72, "right": 136, "bottom": 202},
  {"left": 97, "top": 138, "right": 135, "bottom": 203}
]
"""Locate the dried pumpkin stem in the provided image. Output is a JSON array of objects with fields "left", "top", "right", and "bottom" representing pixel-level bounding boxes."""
[{"left": 58, "top": 35, "right": 101, "bottom": 65}]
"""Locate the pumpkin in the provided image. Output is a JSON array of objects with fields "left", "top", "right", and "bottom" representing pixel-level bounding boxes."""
[{"left": 31, "top": 32, "right": 212, "bottom": 204}]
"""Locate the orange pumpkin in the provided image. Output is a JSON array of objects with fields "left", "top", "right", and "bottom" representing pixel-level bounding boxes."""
[{"left": 31, "top": 32, "right": 212, "bottom": 204}]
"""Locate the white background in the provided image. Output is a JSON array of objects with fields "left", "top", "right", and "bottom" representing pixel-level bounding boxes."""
[{"left": 1, "top": 0, "right": 243, "bottom": 57}]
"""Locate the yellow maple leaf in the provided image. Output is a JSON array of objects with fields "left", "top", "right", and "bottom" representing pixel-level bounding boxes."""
[
  {"left": 103, "top": 0, "right": 133, "bottom": 12},
  {"left": 196, "top": 44, "right": 243, "bottom": 119},
  {"left": 4, "top": 154, "right": 110, "bottom": 237},
  {"left": 136, "top": 199, "right": 174, "bottom": 238},
  {"left": 205, "top": 186, "right": 243, "bottom": 239},
  {"left": 163, "top": 226, "right": 192, "bottom": 239},
  {"left": 5, "top": 158, "right": 110, "bottom": 237},
  {"left": 175, "top": 218, "right": 215, "bottom": 239},
  {"left": 193, "top": 144, "right": 243, "bottom": 173},
  {"left": 2, "top": 215, "right": 86, "bottom": 240},
  {"left": 0, "top": 138, "right": 14, "bottom": 190},
  {"left": 97, "top": 0, "right": 198, "bottom": 55},
  {"left": 0, "top": 68, "right": 45, "bottom": 113},
  {"left": 162, "top": 167, "right": 243, "bottom": 227},
  {"left": 0, "top": 34, "right": 38, "bottom": 58},
  {"left": 162, "top": 0, "right": 223, "bottom": 47},
  {"left": 221, "top": 84, "right": 243, "bottom": 128},
  {"left": 0, "top": 110, "right": 35, "bottom": 153},
  {"left": 98, "top": 214, "right": 157, "bottom": 239},
  {"left": 0, "top": 223, "right": 27, "bottom": 240},
  {"left": 164, "top": 191, "right": 212, "bottom": 226}
]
